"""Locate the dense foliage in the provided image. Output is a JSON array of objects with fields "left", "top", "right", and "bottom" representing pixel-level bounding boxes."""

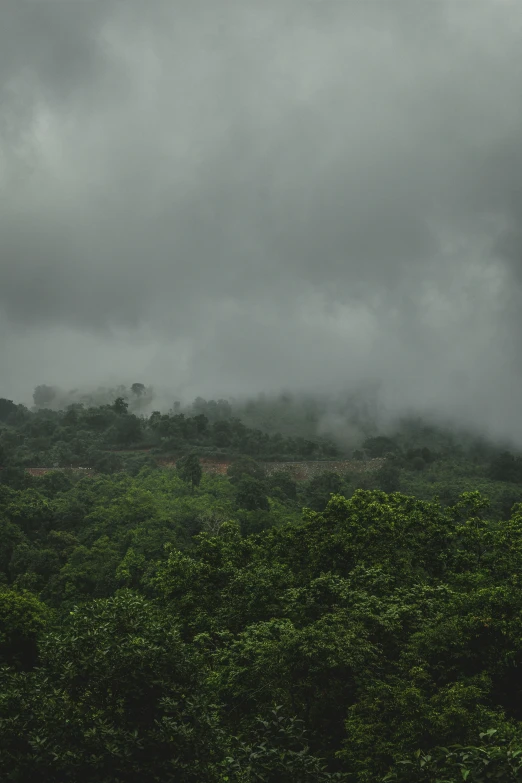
[
  {"left": 2, "top": 391, "right": 522, "bottom": 780},
  {"left": 0, "top": 391, "right": 340, "bottom": 469}
]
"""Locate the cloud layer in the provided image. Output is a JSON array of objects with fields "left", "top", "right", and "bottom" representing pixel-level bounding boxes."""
[{"left": 1, "top": 0, "right": 522, "bottom": 441}]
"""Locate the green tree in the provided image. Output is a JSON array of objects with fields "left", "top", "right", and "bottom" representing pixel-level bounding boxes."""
[
  {"left": 375, "top": 462, "right": 401, "bottom": 493},
  {"left": 38, "top": 470, "right": 73, "bottom": 497},
  {"left": 235, "top": 476, "right": 270, "bottom": 511},
  {"left": 87, "top": 449, "right": 123, "bottom": 474},
  {"left": 131, "top": 382, "right": 145, "bottom": 397},
  {"left": 177, "top": 454, "right": 203, "bottom": 491},
  {"left": 0, "top": 592, "right": 222, "bottom": 782},
  {"left": 383, "top": 729, "right": 522, "bottom": 782},
  {"left": 112, "top": 413, "right": 142, "bottom": 445},
  {"left": 223, "top": 706, "right": 348, "bottom": 782},
  {"left": 0, "top": 589, "right": 49, "bottom": 670},
  {"left": 112, "top": 396, "right": 129, "bottom": 415},
  {"left": 362, "top": 436, "right": 398, "bottom": 458},
  {"left": 0, "top": 398, "right": 17, "bottom": 422},
  {"left": 227, "top": 457, "right": 266, "bottom": 484},
  {"left": 268, "top": 470, "right": 298, "bottom": 502},
  {"left": 304, "top": 471, "right": 345, "bottom": 511},
  {"left": 489, "top": 451, "right": 522, "bottom": 483},
  {"left": 193, "top": 414, "right": 209, "bottom": 435}
]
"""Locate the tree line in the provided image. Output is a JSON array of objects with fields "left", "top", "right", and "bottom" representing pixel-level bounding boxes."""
[{"left": 0, "top": 394, "right": 339, "bottom": 471}]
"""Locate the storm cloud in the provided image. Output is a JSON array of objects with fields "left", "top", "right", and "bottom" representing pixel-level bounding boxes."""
[{"left": 1, "top": 0, "right": 522, "bottom": 441}]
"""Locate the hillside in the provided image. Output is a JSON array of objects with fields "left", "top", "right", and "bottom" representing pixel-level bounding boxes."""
[{"left": 2, "top": 392, "right": 522, "bottom": 780}]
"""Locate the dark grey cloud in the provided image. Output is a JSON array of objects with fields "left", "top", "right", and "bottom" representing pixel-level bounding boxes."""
[{"left": 1, "top": 0, "right": 522, "bottom": 441}]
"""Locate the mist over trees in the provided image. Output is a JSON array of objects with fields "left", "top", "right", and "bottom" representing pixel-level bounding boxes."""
[{"left": 3, "top": 0, "right": 522, "bottom": 778}]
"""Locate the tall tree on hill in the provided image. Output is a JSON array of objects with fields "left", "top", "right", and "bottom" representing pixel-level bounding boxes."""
[
  {"left": 112, "top": 397, "right": 129, "bottom": 415},
  {"left": 0, "top": 399, "right": 17, "bottom": 421},
  {"left": 177, "top": 454, "right": 202, "bottom": 491}
]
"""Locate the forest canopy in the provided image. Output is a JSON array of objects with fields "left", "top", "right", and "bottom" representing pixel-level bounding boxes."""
[{"left": 1, "top": 390, "right": 522, "bottom": 781}]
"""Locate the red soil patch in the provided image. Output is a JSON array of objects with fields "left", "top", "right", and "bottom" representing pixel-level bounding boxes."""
[
  {"left": 22, "top": 458, "right": 382, "bottom": 482},
  {"left": 24, "top": 467, "right": 95, "bottom": 477},
  {"left": 158, "top": 458, "right": 384, "bottom": 481},
  {"left": 157, "top": 456, "right": 232, "bottom": 475},
  {"left": 105, "top": 448, "right": 153, "bottom": 453}
]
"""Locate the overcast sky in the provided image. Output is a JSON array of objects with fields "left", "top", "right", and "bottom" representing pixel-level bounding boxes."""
[{"left": 1, "top": 0, "right": 522, "bottom": 440}]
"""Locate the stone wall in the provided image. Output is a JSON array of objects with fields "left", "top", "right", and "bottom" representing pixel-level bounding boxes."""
[
  {"left": 22, "top": 458, "right": 384, "bottom": 482},
  {"left": 24, "top": 467, "right": 95, "bottom": 477},
  {"left": 261, "top": 459, "right": 384, "bottom": 481},
  {"left": 188, "top": 458, "right": 385, "bottom": 481}
]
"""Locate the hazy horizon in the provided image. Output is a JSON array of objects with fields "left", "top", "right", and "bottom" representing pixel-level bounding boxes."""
[{"left": 2, "top": 1, "right": 522, "bottom": 444}]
